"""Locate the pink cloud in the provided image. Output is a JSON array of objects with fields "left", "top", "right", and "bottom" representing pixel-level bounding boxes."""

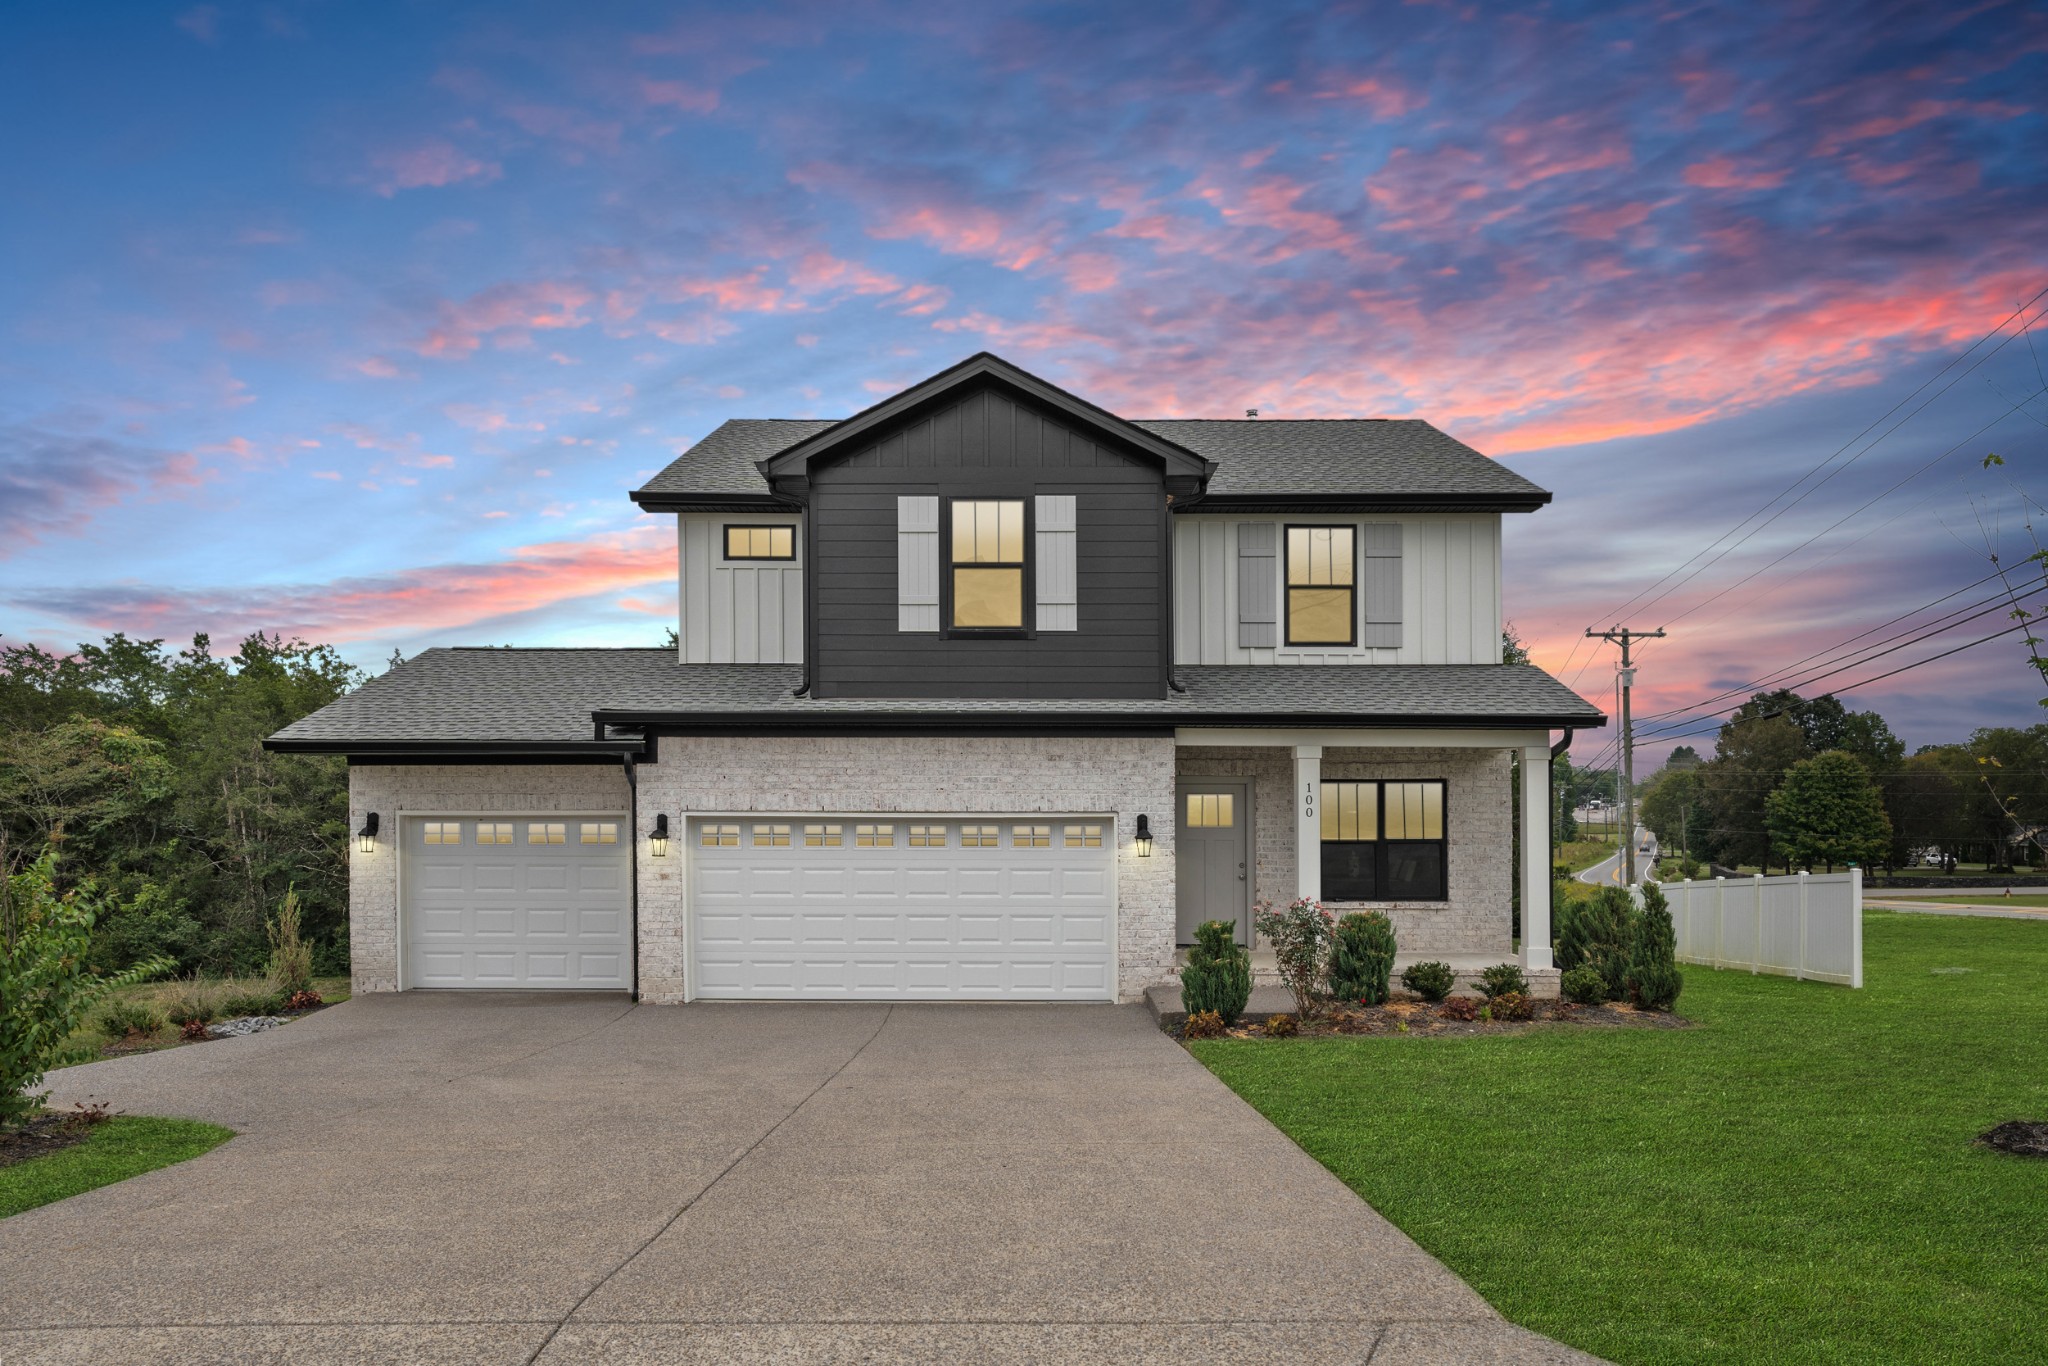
[
  {"left": 368, "top": 140, "right": 502, "bottom": 197},
  {"left": 502, "top": 103, "right": 622, "bottom": 156},
  {"left": 1307, "top": 75, "right": 1426, "bottom": 119},
  {"left": 641, "top": 79, "right": 719, "bottom": 114},
  {"left": 416, "top": 280, "right": 594, "bottom": 357},
  {"left": 354, "top": 356, "right": 403, "bottom": 379},
  {"left": 444, "top": 404, "right": 545, "bottom": 435},
  {"left": 175, "top": 6, "right": 220, "bottom": 43},
  {"left": 1681, "top": 156, "right": 1788, "bottom": 190}
]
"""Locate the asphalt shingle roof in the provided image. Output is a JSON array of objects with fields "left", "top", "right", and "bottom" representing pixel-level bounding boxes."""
[
  {"left": 632, "top": 415, "right": 1546, "bottom": 503},
  {"left": 266, "top": 648, "right": 1603, "bottom": 750}
]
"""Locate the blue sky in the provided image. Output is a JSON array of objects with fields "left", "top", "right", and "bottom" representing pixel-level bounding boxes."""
[{"left": 3, "top": 0, "right": 2046, "bottom": 761}]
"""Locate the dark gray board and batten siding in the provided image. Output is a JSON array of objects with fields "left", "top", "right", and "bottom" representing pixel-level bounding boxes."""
[{"left": 808, "top": 387, "right": 1169, "bottom": 699}]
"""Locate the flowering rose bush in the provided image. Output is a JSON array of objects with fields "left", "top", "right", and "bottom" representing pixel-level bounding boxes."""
[{"left": 1252, "top": 897, "right": 1335, "bottom": 1017}]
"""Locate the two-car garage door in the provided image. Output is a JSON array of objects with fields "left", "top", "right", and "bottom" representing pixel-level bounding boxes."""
[{"left": 692, "top": 817, "right": 1116, "bottom": 1000}]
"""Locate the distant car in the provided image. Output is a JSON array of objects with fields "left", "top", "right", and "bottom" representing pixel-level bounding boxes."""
[{"left": 1588, "top": 799, "right": 1607, "bottom": 812}]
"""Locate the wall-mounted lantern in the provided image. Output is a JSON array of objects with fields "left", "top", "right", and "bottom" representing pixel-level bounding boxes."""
[
  {"left": 357, "top": 812, "right": 380, "bottom": 854},
  {"left": 1134, "top": 813, "right": 1153, "bottom": 858},
  {"left": 650, "top": 812, "right": 670, "bottom": 858}
]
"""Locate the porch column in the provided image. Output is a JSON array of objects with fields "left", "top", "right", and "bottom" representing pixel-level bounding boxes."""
[
  {"left": 1294, "top": 745, "right": 1322, "bottom": 903},
  {"left": 1519, "top": 742, "right": 1554, "bottom": 971}
]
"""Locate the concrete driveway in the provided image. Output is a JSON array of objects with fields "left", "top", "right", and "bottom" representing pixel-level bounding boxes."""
[{"left": 3, "top": 995, "right": 1595, "bottom": 1364}]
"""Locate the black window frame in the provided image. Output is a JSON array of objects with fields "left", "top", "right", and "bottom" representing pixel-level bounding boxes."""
[
  {"left": 723, "top": 523, "right": 797, "bottom": 562},
  {"left": 942, "top": 495, "right": 1034, "bottom": 638},
  {"left": 1284, "top": 524, "right": 1359, "bottom": 648},
  {"left": 1318, "top": 778, "right": 1449, "bottom": 903}
]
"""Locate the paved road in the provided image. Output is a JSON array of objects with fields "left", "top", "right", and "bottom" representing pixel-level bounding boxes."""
[
  {"left": 5, "top": 994, "right": 1596, "bottom": 1365},
  {"left": 1577, "top": 826, "right": 1659, "bottom": 887}
]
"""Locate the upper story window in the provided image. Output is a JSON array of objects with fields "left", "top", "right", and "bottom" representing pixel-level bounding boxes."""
[
  {"left": 950, "top": 499, "right": 1026, "bottom": 629},
  {"left": 726, "top": 525, "right": 795, "bottom": 561},
  {"left": 1287, "top": 526, "right": 1356, "bottom": 646}
]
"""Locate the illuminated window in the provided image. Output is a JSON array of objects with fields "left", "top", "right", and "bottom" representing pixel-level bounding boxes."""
[
  {"left": 960, "top": 825, "right": 1000, "bottom": 848},
  {"left": 949, "top": 499, "right": 1026, "bottom": 629},
  {"left": 527, "top": 822, "right": 566, "bottom": 845},
  {"left": 805, "top": 823, "right": 843, "bottom": 847},
  {"left": 477, "top": 822, "right": 514, "bottom": 845},
  {"left": 1064, "top": 824, "right": 1103, "bottom": 848},
  {"left": 725, "top": 525, "right": 795, "bottom": 561},
  {"left": 855, "top": 823, "right": 895, "bottom": 847},
  {"left": 422, "top": 821, "right": 462, "bottom": 845},
  {"left": 1286, "top": 525, "right": 1356, "bottom": 646},
  {"left": 580, "top": 822, "right": 618, "bottom": 845},
  {"left": 1185, "top": 793, "right": 1235, "bottom": 828},
  {"left": 1319, "top": 780, "right": 1445, "bottom": 902},
  {"left": 701, "top": 823, "right": 740, "bottom": 848},
  {"left": 909, "top": 824, "right": 946, "bottom": 848},
  {"left": 1013, "top": 824, "right": 1051, "bottom": 848},
  {"left": 752, "top": 823, "right": 791, "bottom": 847}
]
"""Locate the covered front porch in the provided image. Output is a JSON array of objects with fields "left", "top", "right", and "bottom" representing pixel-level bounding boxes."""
[{"left": 1169, "top": 725, "right": 1560, "bottom": 995}]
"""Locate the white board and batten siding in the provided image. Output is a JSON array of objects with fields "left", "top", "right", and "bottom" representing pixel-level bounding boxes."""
[
  {"left": 1173, "top": 514, "right": 1503, "bottom": 665},
  {"left": 1657, "top": 870, "right": 1863, "bottom": 988},
  {"left": 676, "top": 514, "right": 805, "bottom": 664}
]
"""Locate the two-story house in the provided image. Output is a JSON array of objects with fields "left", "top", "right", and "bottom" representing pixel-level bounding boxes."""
[{"left": 268, "top": 353, "right": 1604, "bottom": 1004}]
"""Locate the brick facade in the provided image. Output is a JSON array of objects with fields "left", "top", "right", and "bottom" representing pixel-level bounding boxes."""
[
  {"left": 345, "top": 764, "right": 631, "bottom": 994},
  {"left": 635, "top": 735, "right": 1179, "bottom": 1004},
  {"left": 1174, "top": 744, "right": 1514, "bottom": 956}
]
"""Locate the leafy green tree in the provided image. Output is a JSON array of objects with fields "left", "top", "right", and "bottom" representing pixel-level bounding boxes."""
[
  {"left": 1765, "top": 751, "right": 1892, "bottom": 872},
  {"left": 1881, "top": 751, "right": 1966, "bottom": 868},
  {"left": 1664, "top": 745, "right": 1703, "bottom": 771},
  {"left": 1701, "top": 715, "right": 1809, "bottom": 871},
  {"left": 1501, "top": 626, "right": 1531, "bottom": 666},
  {"left": 1639, "top": 766, "right": 1705, "bottom": 860}
]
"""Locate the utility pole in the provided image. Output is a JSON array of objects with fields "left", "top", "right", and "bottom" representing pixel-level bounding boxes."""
[{"left": 1586, "top": 625, "right": 1666, "bottom": 885}]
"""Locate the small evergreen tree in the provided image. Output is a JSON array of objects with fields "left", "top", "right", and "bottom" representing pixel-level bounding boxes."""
[
  {"left": 1624, "top": 881, "right": 1683, "bottom": 1011},
  {"left": 1329, "top": 910, "right": 1397, "bottom": 1005},
  {"left": 1559, "top": 886, "right": 1634, "bottom": 1000},
  {"left": 1179, "top": 919, "right": 1252, "bottom": 1025}
]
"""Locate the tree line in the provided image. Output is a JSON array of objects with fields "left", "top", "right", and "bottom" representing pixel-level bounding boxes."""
[
  {"left": 0, "top": 632, "right": 359, "bottom": 974},
  {"left": 1627, "top": 688, "right": 2048, "bottom": 875}
]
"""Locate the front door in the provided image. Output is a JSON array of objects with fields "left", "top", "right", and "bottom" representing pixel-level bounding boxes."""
[{"left": 1176, "top": 780, "right": 1249, "bottom": 944}]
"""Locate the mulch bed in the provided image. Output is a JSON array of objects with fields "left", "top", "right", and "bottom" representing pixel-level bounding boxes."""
[
  {"left": 1976, "top": 1120, "right": 2048, "bottom": 1158},
  {"left": 0, "top": 1113, "right": 92, "bottom": 1170},
  {"left": 94, "top": 999, "right": 333, "bottom": 1060},
  {"left": 1184, "top": 996, "right": 1691, "bottom": 1040}
]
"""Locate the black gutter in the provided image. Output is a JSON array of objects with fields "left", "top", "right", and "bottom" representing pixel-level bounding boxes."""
[
  {"left": 263, "top": 738, "right": 645, "bottom": 757},
  {"left": 628, "top": 491, "right": 802, "bottom": 514},
  {"left": 1174, "top": 491, "right": 1552, "bottom": 514},
  {"left": 590, "top": 709, "right": 1607, "bottom": 736},
  {"left": 622, "top": 753, "right": 641, "bottom": 1002}
]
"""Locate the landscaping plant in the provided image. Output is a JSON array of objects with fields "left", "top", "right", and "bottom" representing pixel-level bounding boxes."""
[
  {"left": 1179, "top": 918, "right": 1253, "bottom": 1024},
  {"left": 1400, "top": 960, "right": 1456, "bottom": 1003},
  {"left": 1558, "top": 885, "right": 1634, "bottom": 1000},
  {"left": 1182, "top": 1009, "right": 1226, "bottom": 1040},
  {"left": 1, "top": 852, "right": 172, "bottom": 1128},
  {"left": 220, "top": 989, "right": 284, "bottom": 1018},
  {"left": 1477, "top": 962, "right": 1528, "bottom": 1001},
  {"left": 1263, "top": 1013, "right": 1298, "bottom": 1038},
  {"left": 1560, "top": 964, "right": 1607, "bottom": 1006},
  {"left": 266, "top": 886, "right": 316, "bottom": 1002},
  {"left": 95, "top": 1001, "right": 166, "bottom": 1041},
  {"left": 1439, "top": 996, "right": 1481, "bottom": 1022},
  {"left": 1252, "top": 897, "right": 1335, "bottom": 1017},
  {"left": 1624, "top": 881, "right": 1684, "bottom": 1012},
  {"left": 1488, "top": 991, "right": 1534, "bottom": 1021},
  {"left": 1330, "top": 910, "right": 1397, "bottom": 1005}
]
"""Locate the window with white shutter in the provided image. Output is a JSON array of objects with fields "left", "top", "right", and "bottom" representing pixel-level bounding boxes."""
[
  {"left": 896, "top": 496, "right": 939, "bottom": 632},
  {"left": 1035, "top": 494, "right": 1077, "bottom": 631}
]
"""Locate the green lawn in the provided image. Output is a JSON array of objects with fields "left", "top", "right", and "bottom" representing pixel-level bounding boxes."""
[
  {"left": 1, "top": 1116, "right": 233, "bottom": 1219},
  {"left": 1191, "top": 912, "right": 2048, "bottom": 1365},
  {"left": 1879, "top": 893, "right": 2048, "bottom": 908}
]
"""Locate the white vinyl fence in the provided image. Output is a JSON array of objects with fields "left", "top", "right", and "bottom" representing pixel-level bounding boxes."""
[{"left": 1653, "top": 869, "right": 1863, "bottom": 988}]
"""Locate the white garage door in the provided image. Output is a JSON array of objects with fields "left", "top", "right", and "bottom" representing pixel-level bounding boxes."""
[
  {"left": 402, "top": 815, "right": 631, "bottom": 989},
  {"left": 692, "top": 817, "right": 1115, "bottom": 1000}
]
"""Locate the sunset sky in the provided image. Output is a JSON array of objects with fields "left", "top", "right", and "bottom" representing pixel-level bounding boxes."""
[{"left": 4, "top": 1, "right": 2046, "bottom": 765}]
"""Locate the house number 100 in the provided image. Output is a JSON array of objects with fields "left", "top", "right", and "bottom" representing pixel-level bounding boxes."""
[{"left": 1302, "top": 781, "right": 1316, "bottom": 822}]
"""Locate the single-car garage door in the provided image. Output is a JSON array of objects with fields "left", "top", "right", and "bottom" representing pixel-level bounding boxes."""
[
  {"left": 692, "top": 816, "right": 1115, "bottom": 1000},
  {"left": 402, "top": 815, "right": 631, "bottom": 989}
]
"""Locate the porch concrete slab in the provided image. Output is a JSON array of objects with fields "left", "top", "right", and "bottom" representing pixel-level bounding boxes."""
[{"left": 9, "top": 994, "right": 1599, "bottom": 1364}]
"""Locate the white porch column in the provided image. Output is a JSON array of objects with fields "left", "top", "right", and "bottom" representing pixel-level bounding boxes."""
[
  {"left": 1519, "top": 742, "right": 1554, "bottom": 971},
  {"left": 1294, "top": 745, "right": 1322, "bottom": 903}
]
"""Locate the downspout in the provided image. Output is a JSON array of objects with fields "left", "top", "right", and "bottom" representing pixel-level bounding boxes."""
[
  {"left": 622, "top": 752, "right": 640, "bottom": 1002},
  {"left": 1548, "top": 728, "right": 1574, "bottom": 865},
  {"left": 792, "top": 491, "right": 814, "bottom": 697},
  {"left": 1164, "top": 493, "right": 1185, "bottom": 693}
]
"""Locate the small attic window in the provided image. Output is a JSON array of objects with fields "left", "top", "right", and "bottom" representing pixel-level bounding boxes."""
[{"left": 726, "top": 525, "right": 795, "bottom": 561}]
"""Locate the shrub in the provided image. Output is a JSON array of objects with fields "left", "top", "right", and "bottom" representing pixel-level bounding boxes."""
[
  {"left": 220, "top": 990, "right": 284, "bottom": 1018},
  {"left": 96, "top": 1001, "right": 167, "bottom": 1040},
  {"left": 1401, "top": 960, "right": 1456, "bottom": 1003},
  {"left": 1558, "top": 885, "right": 1634, "bottom": 1000},
  {"left": 1561, "top": 964, "right": 1607, "bottom": 1005},
  {"left": 1179, "top": 919, "right": 1253, "bottom": 1025},
  {"left": 63, "top": 1099, "right": 114, "bottom": 1131},
  {"left": 1252, "top": 897, "right": 1335, "bottom": 1017},
  {"left": 284, "top": 989, "right": 323, "bottom": 1012},
  {"left": 1182, "top": 1009, "right": 1226, "bottom": 1040},
  {"left": 1624, "top": 881, "right": 1684, "bottom": 1012},
  {"left": 1478, "top": 963, "right": 1528, "bottom": 1000},
  {"left": 180, "top": 1018, "right": 212, "bottom": 1041},
  {"left": 1439, "top": 996, "right": 1481, "bottom": 1022},
  {"left": 1489, "top": 991, "right": 1534, "bottom": 1021},
  {"left": 1330, "top": 910, "right": 1398, "bottom": 1005},
  {"left": 267, "top": 887, "right": 316, "bottom": 1003},
  {"left": 2, "top": 852, "right": 172, "bottom": 1126},
  {"left": 1263, "top": 1013, "right": 1298, "bottom": 1038},
  {"left": 165, "top": 992, "right": 218, "bottom": 1028}
]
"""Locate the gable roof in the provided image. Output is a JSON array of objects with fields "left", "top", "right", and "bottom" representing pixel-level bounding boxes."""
[
  {"left": 265, "top": 648, "right": 1605, "bottom": 754},
  {"left": 631, "top": 365, "right": 1550, "bottom": 513}
]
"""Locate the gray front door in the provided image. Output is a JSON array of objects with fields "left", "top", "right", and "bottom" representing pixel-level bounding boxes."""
[{"left": 1176, "top": 780, "right": 1250, "bottom": 944}]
